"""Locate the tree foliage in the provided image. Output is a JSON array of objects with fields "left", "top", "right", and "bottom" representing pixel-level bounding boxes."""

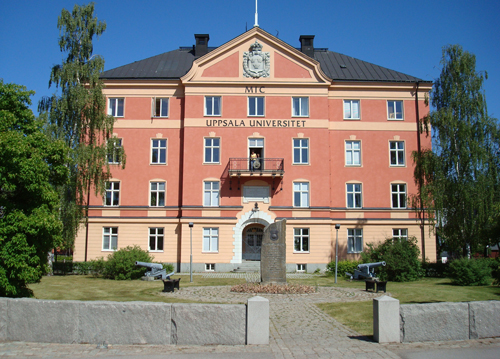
[
  {"left": 0, "top": 80, "right": 69, "bottom": 297},
  {"left": 412, "top": 44, "right": 500, "bottom": 256},
  {"left": 39, "top": 3, "right": 124, "bottom": 253}
]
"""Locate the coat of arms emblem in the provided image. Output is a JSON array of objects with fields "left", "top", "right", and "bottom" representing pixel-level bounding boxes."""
[{"left": 243, "top": 40, "right": 270, "bottom": 78}]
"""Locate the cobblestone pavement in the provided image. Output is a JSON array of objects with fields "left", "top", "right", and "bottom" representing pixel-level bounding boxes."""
[{"left": 1, "top": 275, "right": 500, "bottom": 358}]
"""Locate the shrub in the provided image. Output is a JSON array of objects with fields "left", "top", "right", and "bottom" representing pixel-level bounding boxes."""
[
  {"left": 491, "top": 258, "right": 500, "bottom": 286},
  {"left": 446, "top": 258, "right": 492, "bottom": 286},
  {"left": 361, "top": 236, "right": 425, "bottom": 282},
  {"left": 326, "top": 259, "right": 362, "bottom": 278},
  {"left": 423, "top": 261, "right": 448, "bottom": 278},
  {"left": 103, "top": 246, "right": 153, "bottom": 280},
  {"left": 162, "top": 263, "right": 175, "bottom": 273}
]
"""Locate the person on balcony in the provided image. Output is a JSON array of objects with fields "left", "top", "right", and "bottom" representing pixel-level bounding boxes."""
[{"left": 250, "top": 151, "right": 257, "bottom": 172}]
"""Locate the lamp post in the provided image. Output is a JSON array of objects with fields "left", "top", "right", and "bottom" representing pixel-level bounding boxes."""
[
  {"left": 335, "top": 224, "right": 340, "bottom": 284},
  {"left": 189, "top": 222, "right": 193, "bottom": 283}
]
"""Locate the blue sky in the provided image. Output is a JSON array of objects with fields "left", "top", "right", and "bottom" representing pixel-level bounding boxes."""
[{"left": 1, "top": 0, "right": 499, "bottom": 119}]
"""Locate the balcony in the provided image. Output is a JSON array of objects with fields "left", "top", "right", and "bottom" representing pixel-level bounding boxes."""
[{"left": 228, "top": 158, "right": 284, "bottom": 177}]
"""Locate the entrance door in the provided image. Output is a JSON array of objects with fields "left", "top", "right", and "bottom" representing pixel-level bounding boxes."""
[{"left": 242, "top": 226, "right": 263, "bottom": 260}]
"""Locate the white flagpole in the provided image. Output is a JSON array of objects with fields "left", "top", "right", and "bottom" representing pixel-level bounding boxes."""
[{"left": 254, "top": 0, "right": 259, "bottom": 27}]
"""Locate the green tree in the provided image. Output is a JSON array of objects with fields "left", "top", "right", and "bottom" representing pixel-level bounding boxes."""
[
  {"left": 0, "top": 80, "right": 69, "bottom": 297},
  {"left": 39, "top": 3, "right": 124, "bottom": 256},
  {"left": 412, "top": 45, "right": 500, "bottom": 257}
]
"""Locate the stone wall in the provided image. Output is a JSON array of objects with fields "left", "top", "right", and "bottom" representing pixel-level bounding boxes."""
[
  {"left": 0, "top": 297, "right": 269, "bottom": 345},
  {"left": 373, "top": 297, "right": 500, "bottom": 343}
]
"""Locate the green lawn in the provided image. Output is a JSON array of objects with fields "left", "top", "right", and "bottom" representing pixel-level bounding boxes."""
[{"left": 29, "top": 274, "right": 500, "bottom": 337}]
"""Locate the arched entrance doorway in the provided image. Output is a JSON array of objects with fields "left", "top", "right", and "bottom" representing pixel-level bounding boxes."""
[{"left": 242, "top": 224, "right": 264, "bottom": 261}]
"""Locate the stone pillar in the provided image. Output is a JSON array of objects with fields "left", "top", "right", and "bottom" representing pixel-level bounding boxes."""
[
  {"left": 260, "top": 219, "right": 286, "bottom": 283},
  {"left": 247, "top": 296, "right": 269, "bottom": 344},
  {"left": 373, "top": 296, "right": 400, "bottom": 343}
]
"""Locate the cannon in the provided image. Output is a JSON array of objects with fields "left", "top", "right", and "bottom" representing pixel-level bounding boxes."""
[
  {"left": 354, "top": 261, "right": 386, "bottom": 280},
  {"left": 135, "top": 261, "right": 174, "bottom": 280}
]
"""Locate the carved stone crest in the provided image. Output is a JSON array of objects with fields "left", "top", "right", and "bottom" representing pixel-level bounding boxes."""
[{"left": 243, "top": 40, "right": 270, "bottom": 78}]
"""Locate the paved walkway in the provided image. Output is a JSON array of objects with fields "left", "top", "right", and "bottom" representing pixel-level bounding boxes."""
[{"left": 1, "top": 274, "right": 499, "bottom": 358}]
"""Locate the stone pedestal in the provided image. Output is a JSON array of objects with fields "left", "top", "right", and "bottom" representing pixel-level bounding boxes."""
[
  {"left": 260, "top": 219, "right": 286, "bottom": 283},
  {"left": 247, "top": 296, "right": 269, "bottom": 344},
  {"left": 373, "top": 296, "right": 400, "bottom": 343}
]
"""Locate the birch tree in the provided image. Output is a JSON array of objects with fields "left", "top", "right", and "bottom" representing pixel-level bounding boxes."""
[{"left": 412, "top": 44, "right": 500, "bottom": 257}]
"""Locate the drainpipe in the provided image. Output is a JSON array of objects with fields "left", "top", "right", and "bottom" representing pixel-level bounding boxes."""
[{"left": 415, "top": 81, "right": 426, "bottom": 262}]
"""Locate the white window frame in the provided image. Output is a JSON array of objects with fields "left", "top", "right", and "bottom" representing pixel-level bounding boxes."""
[
  {"left": 343, "top": 100, "right": 360, "bottom": 120},
  {"left": 293, "top": 182, "right": 310, "bottom": 208},
  {"left": 108, "top": 98, "right": 124, "bottom": 117},
  {"left": 248, "top": 96, "right": 265, "bottom": 117},
  {"left": 203, "top": 181, "right": 220, "bottom": 207},
  {"left": 204, "top": 137, "right": 220, "bottom": 164},
  {"left": 107, "top": 138, "right": 122, "bottom": 165},
  {"left": 346, "top": 183, "right": 362, "bottom": 209},
  {"left": 347, "top": 228, "right": 363, "bottom": 253},
  {"left": 293, "top": 138, "right": 309, "bottom": 164},
  {"left": 296, "top": 264, "right": 307, "bottom": 272},
  {"left": 104, "top": 181, "right": 120, "bottom": 206},
  {"left": 151, "top": 139, "right": 167, "bottom": 164},
  {"left": 392, "top": 228, "right": 408, "bottom": 241},
  {"left": 149, "top": 227, "right": 164, "bottom": 252},
  {"left": 152, "top": 97, "right": 169, "bottom": 118},
  {"left": 388, "top": 100, "right": 404, "bottom": 120},
  {"left": 391, "top": 183, "right": 407, "bottom": 209},
  {"left": 390, "top": 141, "right": 405, "bottom": 166},
  {"left": 294, "top": 228, "right": 310, "bottom": 253},
  {"left": 205, "top": 263, "right": 215, "bottom": 271},
  {"left": 345, "top": 140, "right": 361, "bottom": 166},
  {"left": 102, "top": 227, "right": 118, "bottom": 251},
  {"left": 203, "top": 227, "right": 219, "bottom": 253},
  {"left": 150, "top": 182, "right": 165, "bottom": 207},
  {"left": 292, "top": 97, "right": 309, "bottom": 117},
  {"left": 205, "top": 96, "right": 221, "bottom": 116}
]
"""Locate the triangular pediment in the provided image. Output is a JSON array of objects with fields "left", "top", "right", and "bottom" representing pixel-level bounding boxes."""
[{"left": 181, "top": 27, "right": 331, "bottom": 85}]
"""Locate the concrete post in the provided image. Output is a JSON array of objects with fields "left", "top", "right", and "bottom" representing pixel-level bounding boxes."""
[
  {"left": 373, "top": 296, "right": 400, "bottom": 343},
  {"left": 247, "top": 296, "right": 269, "bottom": 344}
]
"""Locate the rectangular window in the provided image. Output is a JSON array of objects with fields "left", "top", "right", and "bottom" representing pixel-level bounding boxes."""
[
  {"left": 297, "top": 264, "right": 306, "bottom": 272},
  {"left": 203, "top": 227, "right": 219, "bottom": 252},
  {"left": 292, "top": 97, "right": 309, "bottom": 117},
  {"left": 105, "top": 182, "right": 120, "bottom": 206},
  {"left": 293, "top": 182, "right": 309, "bottom": 207},
  {"left": 345, "top": 141, "right": 361, "bottom": 166},
  {"left": 388, "top": 100, "right": 404, "bottom": 120},
  {"left": 391, "top": 183, "right": 407, "bottom": 209},
  {"left": 248, "top": 97, "right": 265, "bottom": 116},
  {"left": 102, "top": 227, "right": 118, "bottom": 251},
  {"left": 107, "top": 138, "right": 122, "bottom": 164},
  {"left": 149, "top": 227, "right": 164, "bottom": 251},
  {"left": 344, "top": 100, "right": 360, "bottom": 119},
  {"left": 150, "top": 182, "right": 165, "bottom": 207},
  {"left": 108, "top": 98, "right": 124, "bottom": 117},
  {"left": 347, "top": 228, "right": 363, "bottom": 253},
  {"left": 294, "top": 228, "right": 310, "bottom": 252},
  {"left": 203, "top": 181, "right": 219, "bottom": 206},
  {"left": 151, "top": 139, "right": 167, "bottom": 164},
  {"left": 153, "top": 98, "right": 169, "bottom": 117},
  {"left": 346, "top": 183, "right": 362, "bottom": 208},
  {"left": 204, "top": 138, "right": 220, "bottom": 163},
  {"left": 205, "top": 96, "right": 221, "bottom": 116},
  {"left": 390, "top": 141, "right": 405, "bottom": 166},
  {"left": 205, "top": 263, "right": 215, "bottom": 271},
  {"left": 293, "top": 139, "right": 309, "bottom": 164},
  {"left": 393, "top": 228, "right": 408, "bottom": 241}
]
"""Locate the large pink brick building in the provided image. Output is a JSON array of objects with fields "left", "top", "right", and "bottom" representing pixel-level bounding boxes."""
[{"left": 74, "top": 27, "right": 435, "bottom": 272}]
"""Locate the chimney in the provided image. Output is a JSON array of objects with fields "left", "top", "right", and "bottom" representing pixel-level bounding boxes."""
[
  {"left": 299, "top": 35, "right": 315, "bottom": 58},
  {"left": 194, "top": 34, "right": 210, "bottom": 57}
]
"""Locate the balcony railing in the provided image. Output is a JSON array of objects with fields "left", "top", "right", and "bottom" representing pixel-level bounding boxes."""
[{"left": 228, "top": 158, "right": 284, "bottom": 176}]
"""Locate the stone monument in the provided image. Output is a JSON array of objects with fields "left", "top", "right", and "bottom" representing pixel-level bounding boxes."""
[{"left": 260, "top": 219, "right": 286, "bottom": 283}]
